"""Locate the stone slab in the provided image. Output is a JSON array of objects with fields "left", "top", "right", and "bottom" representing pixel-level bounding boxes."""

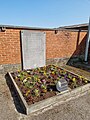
[{"left": 21, "top": 30, "right": 46, "bottom": 70}]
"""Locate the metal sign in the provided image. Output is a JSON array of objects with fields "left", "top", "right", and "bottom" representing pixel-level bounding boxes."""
[
  {"left": 56, "top": 79, "right": 68, "bottom": 92},
  {"left": 21, "top": 30, "right": 46, "bottom": 70}
]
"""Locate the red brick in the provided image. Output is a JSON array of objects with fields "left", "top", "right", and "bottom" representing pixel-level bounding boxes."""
[{"left": 0, "top": 28, "right": 87, "bottom": 64}]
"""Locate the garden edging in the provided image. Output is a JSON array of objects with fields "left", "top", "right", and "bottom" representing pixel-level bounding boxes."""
[{"left": 8, "top": 72, "right": 90, "bottom": 115}]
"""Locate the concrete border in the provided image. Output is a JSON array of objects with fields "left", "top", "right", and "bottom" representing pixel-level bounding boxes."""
[{"left": 8, "top": 70, "right": 90, "bottom": 115}]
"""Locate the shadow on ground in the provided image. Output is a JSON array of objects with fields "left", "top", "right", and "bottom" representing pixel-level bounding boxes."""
[
  {"left": 67, "top": 60, "right": 90, "bottom": 72},
  {"left": 5, "top": 73, "right": 26, "bottom": 114},
  {"left": 66, "top": 31, "right": 90, "bottom": 72}
]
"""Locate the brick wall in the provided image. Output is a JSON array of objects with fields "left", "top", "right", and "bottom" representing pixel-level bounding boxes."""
[
  {"left": 46, "top": 30, "right": 87, "bottom": 59},
  {"left": 0, "top": 28, "right": 87, "bottom": 65},
  {"left": 0, "top": 29, "right": 21, "bottom": 64}
]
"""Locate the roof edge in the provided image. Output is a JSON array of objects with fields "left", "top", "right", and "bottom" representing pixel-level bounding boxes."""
[
  {"left": 0, "top": 24, "right": 56, "bottom": 31},
  {"left": 58, "top": 23, "right": 88, "bottom": 29},
  {"left": 0, "top": 23, "right": 88, "bottom": 31}
]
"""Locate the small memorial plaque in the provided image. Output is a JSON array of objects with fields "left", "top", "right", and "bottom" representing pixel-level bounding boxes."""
[{"left": 56, "top": 79, "right": 68, "bottom": 92}]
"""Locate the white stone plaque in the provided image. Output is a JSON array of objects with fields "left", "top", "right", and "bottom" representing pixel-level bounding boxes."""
[{"left": 21, "top": 30, "right": 46, "bottom": 70}]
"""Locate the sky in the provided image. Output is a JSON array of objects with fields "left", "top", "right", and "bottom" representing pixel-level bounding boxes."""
[{"left": 0, "top": 0, "right": 90, "bottom": 28}]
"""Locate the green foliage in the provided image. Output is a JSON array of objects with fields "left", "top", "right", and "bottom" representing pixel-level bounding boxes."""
[
  {"left": 41, "top": 84, "right": 47, "bottom": 89},
  {"left": 33, "top": 89, "right": 40, "bottom": 96}
]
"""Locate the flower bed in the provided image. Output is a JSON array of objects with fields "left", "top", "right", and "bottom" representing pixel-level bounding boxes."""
[{"left": 11, "top": 65, "right": 90, "bottom": 105}]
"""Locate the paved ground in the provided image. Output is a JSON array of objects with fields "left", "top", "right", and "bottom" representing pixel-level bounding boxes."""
[{"left": 0, "top": 66, "right": 90, "bottom": 120}]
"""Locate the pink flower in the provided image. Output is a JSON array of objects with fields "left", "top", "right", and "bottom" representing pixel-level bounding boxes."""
[{"left": 42, "top": 79, "right": 46, "bottom": 84}]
